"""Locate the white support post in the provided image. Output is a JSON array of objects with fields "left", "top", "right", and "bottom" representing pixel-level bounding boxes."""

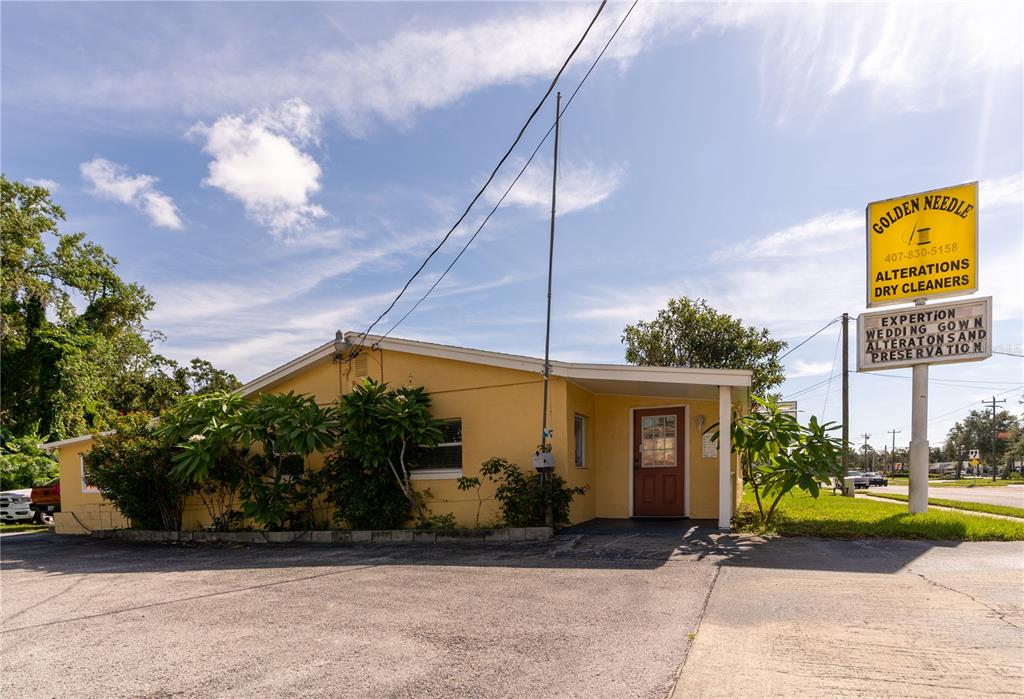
[
  {"left": 718, "top": 385, "right": 732, "bottom": 530},
  {"left": 909, "top": 362, "right": 929, "bottom": 513}
]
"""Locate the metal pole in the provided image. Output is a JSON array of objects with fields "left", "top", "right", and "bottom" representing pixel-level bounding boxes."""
[
  {"left": 842, "top": 312, "right": 849, "bottom": 476},
  {"left": 888, "top": 429, "right": 900, "bottom": 476},
  {"left": 540, "top": 91, "right": 560, "bottom": 454},
  {"left": 908, "top": 298, "right": 929, "bottom": 513}
]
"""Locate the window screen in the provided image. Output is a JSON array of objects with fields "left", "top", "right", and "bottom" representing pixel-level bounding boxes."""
[
  {"left": 574, "top": 414, "right": 586, "bottom": 468},
  {"left": 415, "top": 418, "right": 462, "bottom": 471}
]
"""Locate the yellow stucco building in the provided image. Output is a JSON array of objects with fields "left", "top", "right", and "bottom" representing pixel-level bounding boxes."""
[{"left": 44, "top": 332, "right": 750, "bottom": 534}]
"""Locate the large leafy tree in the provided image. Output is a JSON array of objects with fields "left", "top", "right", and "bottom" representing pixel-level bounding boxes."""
[
  {"left": 1, "top": 176, "right": 239, "bottom": 439},
  {"left": 622, "top": 297, "right": 787, "bottom": 395},
  {"left": 945, "top": 409, "right": 1021, "bottom": 477}
]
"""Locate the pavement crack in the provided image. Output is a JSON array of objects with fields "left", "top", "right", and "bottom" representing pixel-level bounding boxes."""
[
  {"left": 905, "top": 566, "right": 1021, "bottom": 630},
  {"left": 666, "top": 563, "right": 722, "bottom": 698}
]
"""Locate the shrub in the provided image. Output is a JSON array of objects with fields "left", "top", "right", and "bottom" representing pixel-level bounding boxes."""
[
  {"left": 326, "top": 378, "right": 445, "bottom": 528},
  {"left": 323, "top": 452, "right": 411, "bottom": 530},
  {"left": 479, "top": 457, "right": 587, "bottom": 528},
  {"left": 85, "top": 414, "right": 190, "bottom": 530}
]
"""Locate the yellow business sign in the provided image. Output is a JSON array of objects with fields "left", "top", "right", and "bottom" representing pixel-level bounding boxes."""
[{"left": 866, "top": 181, "right": 978, "bottom": 307}]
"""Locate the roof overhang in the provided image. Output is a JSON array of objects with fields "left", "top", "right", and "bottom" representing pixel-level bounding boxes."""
[
  {"left": 39, "top": 432, "right": 112, "bottom": 451},
  {"left": 239, "top": 331, "right": 753, "bottom": 398}
]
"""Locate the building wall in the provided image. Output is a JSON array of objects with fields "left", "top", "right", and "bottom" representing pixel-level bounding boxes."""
[
  {"left": 590, "top": 395, "right": 738, "bottom": 520},
  {"left": 54, "top": 346, "right": 741, "bottom": 532},
  {"left": 52, "top": 437, "right": 129, "bottom": 534}
]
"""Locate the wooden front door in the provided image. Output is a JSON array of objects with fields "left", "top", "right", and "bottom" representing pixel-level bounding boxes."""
[{"left": 633, "top": 407, "right": 685, "bottom": 517}]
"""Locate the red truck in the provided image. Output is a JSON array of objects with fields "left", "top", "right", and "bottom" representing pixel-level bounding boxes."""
[{"left": 30, "top": 478, "right": 61, "bottom": 523}]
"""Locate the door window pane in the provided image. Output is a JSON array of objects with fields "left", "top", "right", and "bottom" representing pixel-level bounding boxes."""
[{"left": 640, "top": 414, "right": 677, "bottom": 467}]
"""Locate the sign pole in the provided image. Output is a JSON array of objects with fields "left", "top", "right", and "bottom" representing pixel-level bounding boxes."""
[{"left": 908, "top": 300, "right": 929, "bottom": 513}]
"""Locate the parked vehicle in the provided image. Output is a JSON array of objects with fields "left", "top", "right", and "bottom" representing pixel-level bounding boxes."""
[
  {"left": 846, "top": 471, "right": 870, "bottom": 489},
  {"left": 1, "top": 489, "right": 36, "bottom": 523},
  {"left": 863, "top": 472, "right": 888, "bottom": 487},
  {"left": 30, "top": 478, "right": 61, "bottom": 524}
]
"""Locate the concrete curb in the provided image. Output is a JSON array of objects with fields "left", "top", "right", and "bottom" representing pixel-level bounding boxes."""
[{"left": 89, "top": 526, "right": 554, "bottom": 545}]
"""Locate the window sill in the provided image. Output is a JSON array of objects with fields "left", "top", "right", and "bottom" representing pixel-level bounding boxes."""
[{"left": 409, "top": 468, "right": 462, "bottom": 481}]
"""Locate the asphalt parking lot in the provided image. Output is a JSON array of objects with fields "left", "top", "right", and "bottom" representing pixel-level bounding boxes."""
[{"left": 2, "top": 525, "right": 1022, "bottom": 698}]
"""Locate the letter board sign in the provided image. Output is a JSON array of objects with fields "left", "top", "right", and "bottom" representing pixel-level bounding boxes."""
[{"left": 858, "top": 296, "right": 992, "bottom": 372}]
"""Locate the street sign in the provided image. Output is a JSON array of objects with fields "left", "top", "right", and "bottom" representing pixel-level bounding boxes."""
[
  {"left": 857, "top": 296, "right": 992, "bottom": 372},
  {"left": 969, "top": 449, "right": 979, "bottom": 459},
  {"left": 866, "top": 181, "right": 978, "bottom": 308}
]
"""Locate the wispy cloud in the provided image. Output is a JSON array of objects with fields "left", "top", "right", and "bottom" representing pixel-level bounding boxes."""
[
  {"left": 26, "top": 177, "right": 59, "bottom": 191},
  {"left": 79, "top": 158, "right": 182, "bottom": 229},
  {"left": 9, "top": 3, "right": 1018, "bottom": 133},
  {"left": 713, "top": 210, "right": 861, "bottom": 262},
  {"left": 488, "top": 159, "right": 624, "bottom": 216},
  {"left": 189, "top": 99, "right": 325, "bottom": 234}
]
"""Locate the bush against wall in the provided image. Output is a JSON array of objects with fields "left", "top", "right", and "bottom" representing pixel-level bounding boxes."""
[
  {"left": 479, "top": 457, "right": 587, "bottom": 528},
  {"left": 160, "top": 391, "right": 338, "bottom": 531},
  {"left": 325, "top": 378, "right": 444, "bottom": 529},
  {"left": 85, "top": 414, "right": 190, "bottom": 530}
]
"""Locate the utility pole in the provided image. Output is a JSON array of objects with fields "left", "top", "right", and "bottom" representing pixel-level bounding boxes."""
[
  {"left": 538, "top": 91, "right": 561, "bottom": 528},
  {"left": 887, "top": 429, "right": 901, "bottom": 476},
  {"left": 539, "top": 91, "right": 561, "bottom": 457},
  {"left": 841, "top": 312, "right": 849, "bottom": 476},
  {"left": 983, "top": 396, "right": 1006, "bottom": 481},
  {"left": 860, "top": 433, "right": 871, "bottom": 470}
]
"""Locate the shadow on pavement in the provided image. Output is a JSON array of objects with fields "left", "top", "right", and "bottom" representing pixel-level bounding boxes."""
[{"left": 1, "top": 519, "right": 955, "bottom": 577}]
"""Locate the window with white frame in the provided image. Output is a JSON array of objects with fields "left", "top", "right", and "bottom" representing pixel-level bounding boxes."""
[
  {"left": 574, "top": 414, "right": 587, "bottom": 468},
  {"left": 415, "top": 418, "right": 462, "bottom": 472},
  {"left": 80, "top": 454, "right": 99, "bottom": 493}
]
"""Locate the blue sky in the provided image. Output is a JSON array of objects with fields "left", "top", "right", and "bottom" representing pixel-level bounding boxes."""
[{"left": 3, "top": 1, "right": 1022, "bottom": 453}]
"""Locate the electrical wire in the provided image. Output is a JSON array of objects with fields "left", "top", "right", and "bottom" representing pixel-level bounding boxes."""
[
  {"left": 346, "top": 0, "right": 609, "bottom": 355},
  {"left": 783, "top": 373, "right": 841, "bottom": 401},
  {"left": 778, "top": 316, "right": 842, "bottom": 361},
  {"left": 856, "top": 372, "right": 1024, "bottom": 390},
  {"left": 821, "top": 322, "right": 843, "bottom": 416},
  {"left": 375, "top": 0, "right": 640, "bottom": 344}
]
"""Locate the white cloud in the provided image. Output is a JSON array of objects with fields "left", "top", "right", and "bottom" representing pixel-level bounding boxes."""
[
  {"left": 788, "top": 360, "right": 835, "bottom": 379},
  {"left": 79, "top": 158, "right": 182, "bottom": 229},
  {"left": 10, "top": 3, "right": 1019, "bottom": 132},
  {"left": 981, "top": 172, "right": 1024, "bottom": 209},
  {"left": 189, "top": 99, "right": 325, "bottom": 234},
  {"left": 26, "top": 177, "right": 59, "bottom": 191},
  {"left": 488, "top": 159, "right": 623, "bottom": 216},
  {"left": 713, "top": 210, "right": 862, "bottom": 262}
]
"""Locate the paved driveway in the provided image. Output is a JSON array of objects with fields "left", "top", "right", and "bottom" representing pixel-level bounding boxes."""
[
  {"left": 2, "top": 527, "right": 1022, "bottom": 698},
  {"left": 872, "top": 484, "right": 1024, "bottom": 508}
]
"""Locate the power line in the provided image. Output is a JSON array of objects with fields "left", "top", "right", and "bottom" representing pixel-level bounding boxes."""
[
  {"left": 821, "top": 321, "right": 843, "bottom": 416},
  {"left": 994, "top": 351, "right": 1024, "bottom": 358},
  {"left": 864, "top": 373, "right": 1021, "bottom": 385},
  {"left": 856, "top": 372, "right": 1023, "bottom": 390},
  {"left": 783, "top": 373, "right": 841, "bottom": 401},
  {"left": 377, "top": 0, "right": 640, "bottom": 343},
  {"left": 346, "top": 0, "right": 609, "bottom": 355},
  {"left": 779, "top": 316, "right": 841, "bottom": 361}
]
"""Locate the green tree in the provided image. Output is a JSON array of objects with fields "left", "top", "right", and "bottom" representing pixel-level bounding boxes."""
[
  {"left": 0, "top": 431, "right": 59, "bottom": 490},
  {"left": 622, "top": 297, "right": 787, "bottom": 395},
  {"left": 1, "top": 176, "right": 238, "bottom": 439},
  {"left": 945, "top": 409, "right": 1020, "bottom": 477}
]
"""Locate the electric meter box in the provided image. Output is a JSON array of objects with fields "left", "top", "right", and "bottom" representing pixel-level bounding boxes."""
[{"left": 532, "top": 451, "right": 554, "bottom": 470}]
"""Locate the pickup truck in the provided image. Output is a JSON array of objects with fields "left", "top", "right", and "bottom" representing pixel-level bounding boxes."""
[
  {"left": 1, "top": 489, "right": 36, "bottom": 523},
  {"left": 29, "top": 478, "right": 61, "bottom": 524}
]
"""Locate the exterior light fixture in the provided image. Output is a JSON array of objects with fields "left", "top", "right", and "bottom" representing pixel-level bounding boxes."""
[{"left": 333, "top": 330, "right": 352, "bottom": 359}]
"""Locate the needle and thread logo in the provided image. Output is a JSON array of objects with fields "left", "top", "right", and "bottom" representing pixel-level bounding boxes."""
[{"left": 903, "top": 215, "right": 931, "bottom": 246}]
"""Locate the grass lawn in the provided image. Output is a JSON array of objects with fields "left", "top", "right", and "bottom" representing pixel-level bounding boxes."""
[
  {"left": 862, "top": 492, "right": 1024, "bottom": 519},
  {"left": 736, "top": 489, "right": 1024, "bottom": 541},
  {"left": 0, "top": 523, "right": 49, "bottom": 533}
]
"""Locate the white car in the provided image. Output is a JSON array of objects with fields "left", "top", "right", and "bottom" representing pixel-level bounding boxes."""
[{"left": 0, "top": 489, "right": 36, "bottom": 523}]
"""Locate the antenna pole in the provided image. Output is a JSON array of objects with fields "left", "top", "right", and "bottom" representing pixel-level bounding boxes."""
[
  {"left": 841, "top": 312, "right": 849, "bottom": 476},
  {"left": 540, "top": 92, "right": 561, "bottom": 454},
  {"left": 984, "top": 396, "right": 1007, "bottom": 481}
]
